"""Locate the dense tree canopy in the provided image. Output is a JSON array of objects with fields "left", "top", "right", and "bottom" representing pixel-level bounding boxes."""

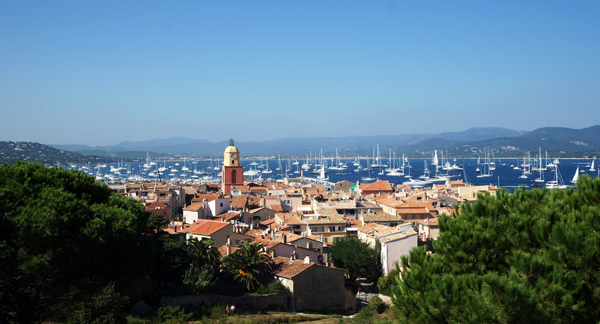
[
  {"left": 222, "top": 241, "right": 273, "bottom": 292},
  {"left": 183, "top": 238, "right": 221, "bottom": 293},
  {"left": 0, "top": 162, "right": 162, "bottom": 323},
  {"left": 392, "top": 175, "right": 600, "bottom": 323},
  {"left": 330, "top": 237, "right": 381, "bottom": 282}
]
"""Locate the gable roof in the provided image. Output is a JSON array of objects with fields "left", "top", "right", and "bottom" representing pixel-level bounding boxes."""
[
  {"left": 217, "top": 245, "right": 240, "bottom": 258},
  {"left": 146, "top": 201, "right": 167, "bottom": 210},
  {"left": 192, "top": 194, "right": 221, "bottom": 202},
  {"left": 272, "top": 256, "right": 315, "bottom": 278},
  {"left": 183, "top": 203, "right": 204, "bottom": 212},
  {"left": 182, "top": 220, "right": 229, "bottom": 235},
  {"left": 217, "top": 211, "right": 241, "bottom": 221},
  {"left": 230, "top": 195, "right": 248, "bottom": 209},
  {"left": 361, "top": 180, "right": 394, "bottom": 192}
]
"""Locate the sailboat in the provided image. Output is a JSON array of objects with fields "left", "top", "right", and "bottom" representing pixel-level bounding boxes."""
[
  {"left": 534, "top": 150, "right": 545, "bottom": 183},
  {"left": 262, "top": 159, "right": 272, "bottom": 174},
  {"left": 432, "top": 150, "right": 439, "bottom": 167},
  {"left": 477, "top": 152, "right": 493, "bottom": 178},
  {"left": 546, "top": 165, "right": 568, "bottom": 189},
  {"left": 571, "top": 165, "right": 580, "bottom": 184},
  {"left": 276, "top": 155, "right": 282, "bottom": 171},
  {"left": 317, "top": 164, "right": 329, "bottom": 181},
  {"left": 362, "top": 156, "right": 376, "bottom": 181},
  {"left": 590, "top": 159, "right": 596, "bottom": 172}
]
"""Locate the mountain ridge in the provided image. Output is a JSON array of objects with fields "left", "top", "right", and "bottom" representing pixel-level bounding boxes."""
[{"left": 51, "top": 127, "right": 527, "bottom": 156}]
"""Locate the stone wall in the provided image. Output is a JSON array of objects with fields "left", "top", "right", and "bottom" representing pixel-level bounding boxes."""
[{"left": 161, "top": 292, "right": 291, "bottom": 311}]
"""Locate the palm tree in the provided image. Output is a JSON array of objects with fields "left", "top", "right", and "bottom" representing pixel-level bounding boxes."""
[
  {"left": 186, "top": 238, "right": 220, "bottom": 271},
  {"left": 222, "top": 242, "right": 273, "bottom": 292},
  {"left": 183, "top": 238, "right": 221, "bottom": 293}
]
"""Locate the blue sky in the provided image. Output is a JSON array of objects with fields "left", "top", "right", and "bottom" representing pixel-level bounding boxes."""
[{"left": 1, "top": 1, "right": 599, "bottom": 145}]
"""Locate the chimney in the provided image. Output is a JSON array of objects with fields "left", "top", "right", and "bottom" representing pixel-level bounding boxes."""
[
  {"left": 271, "top": 250, "right": 276, "bottom": 258},
  {"left": 283, "top": 234, "right": 287, "bottom": 244},
  {"left": 303, "top": 255, "right": 311, "bottom": 264},
  {"left": 226, "top": 243, "right": 231, "bottom": 256},
  {"left": 227, "top": 235, "right": 231, "bottom": 246}
]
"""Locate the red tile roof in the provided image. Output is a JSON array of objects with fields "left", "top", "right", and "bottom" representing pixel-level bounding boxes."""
[
  {"left": 183, "top": 203, "right": 204, "bottom": 212},
  {"left": 361, "top": 180, "right": 394, "bottom": 193},
  {"left": 182, "top": 220, "right": 229, "bottom": 235},
  {"left": 146, "top": 201, "right": 167, "bottom": 210},
  {"left": 230, "top": 195, "right": 248, "bottom": 209},
  {"left": 272, "top": 256, "right": 315, "bottom": 278},
  {"left": 192, "top": 194, "right": 221, "bottom": 202},
  {"left": 217, "top": 211, "right": 241, "bottom": 221},
  {"left": 217, "top": 245, "right": 240, "bottom": 258}
]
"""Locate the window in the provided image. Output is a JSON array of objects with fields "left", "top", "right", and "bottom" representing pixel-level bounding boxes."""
[
  {"left": 328, "top": 226, "right": 336, "bottom": 232},
  {"left": 333, "top": 237, "right": 342, "bottom": 244},
  {"left": 231, "top": 169, "right": 237, "bottom": 183},
  {"left": 323, "top": 237, "right": 328, "bottom": 243},
  {"left": 220, "top": 203, "right": 223, "bottom": 207},
  {"left": 310, "top": 226, "right": 324, "bottom": 233}
]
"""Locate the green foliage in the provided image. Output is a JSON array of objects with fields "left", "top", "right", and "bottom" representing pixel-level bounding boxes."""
[
  {"left": 66, "top": 283, "right": 129, "bottom": 324},
  {"left": 330, "top": 237, "right": 381, "bottom": 282},
  {"left": 223, "top": 241, "right": 274, "bottom": 292},
  {"left": 0, "top": 162, "right": 163, "bottom": 322},
  {"left": 183, "top": 267, "right": 217, "bottom": 294},
  {"left": 182, "top": 238, "right": 221, "bottom": 293},
  {"left": 376, "top": 268, "right": 399, "bottom": 296},
  {"left": 254, "top": 280, "right": 288, "bottom": 295},
  {"left": 391, "top": 175, "right": 600, "bottom": 323},
  {"left": 367, "top": 296, "right": 385, "bottom": 314},
  {"left": 156, "top": 306, "right": 193, "bottom": 324}
]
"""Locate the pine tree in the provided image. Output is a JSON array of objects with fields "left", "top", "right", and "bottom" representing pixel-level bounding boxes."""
[{"left": 391, "top": 175, "right": 600, "bottom": 323}]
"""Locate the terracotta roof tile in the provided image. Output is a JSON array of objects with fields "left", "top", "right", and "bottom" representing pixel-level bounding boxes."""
[
  {"left": 230, "top": 195, "right": 248, "bottom": 209},
  {"left": 275, "top": 213, "right": 305, "bottom": 225},
  {"left": 183, "top": 203, "right": 204, "bottom": 212},
  {"left": 272, "top": 256, "right": 315, "bottom": 278},
  {"left": 217, "top": 211, "right": 241, "bottom": 221},
  {"left": 146, "top": 201, "right": 167, "bottom": 210},
  {"left": 182, "top": 220, "right": 229, "bottom": 235},
  {"left": 361, "top": 180, "right": 393, "bottom": 192},
  {"left": 192, "top": 194, "right": 221, "bottom": 202},
  {"left": 217, "top": 245, "right": 240, "bottom": 258}
]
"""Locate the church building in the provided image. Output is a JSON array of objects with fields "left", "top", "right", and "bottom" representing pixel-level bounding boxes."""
[{"left": 222, "top": 139, "right": 243, "bottom": 195}]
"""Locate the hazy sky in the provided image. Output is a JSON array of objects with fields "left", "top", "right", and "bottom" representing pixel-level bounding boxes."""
[{"left": 1, "top": 1, "right": 599, "bottom": 146}]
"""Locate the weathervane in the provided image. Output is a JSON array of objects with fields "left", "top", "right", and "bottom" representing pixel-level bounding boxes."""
[{"left": 229, "top": 138, "right": 234, "bottom": 146}]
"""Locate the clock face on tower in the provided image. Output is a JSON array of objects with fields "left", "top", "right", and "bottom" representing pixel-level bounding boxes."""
[{"left": 231, "top": 154, "right": 237, "bottom": 159}]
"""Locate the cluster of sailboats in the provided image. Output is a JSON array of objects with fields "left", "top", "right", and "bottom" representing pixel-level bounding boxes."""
[
  {"left": 306, "top": 146, "right": 465, "bottom": 187},
  {"left": 66, "top": 146, "right": 598, "bottom": 190},
  {"left": 71, "top": 155, "right": 226, "bottom": 184}
]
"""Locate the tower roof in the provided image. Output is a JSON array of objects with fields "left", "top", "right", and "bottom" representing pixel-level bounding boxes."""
[{"left": 224, "top": 138, "right": 239, "bottom": 153}]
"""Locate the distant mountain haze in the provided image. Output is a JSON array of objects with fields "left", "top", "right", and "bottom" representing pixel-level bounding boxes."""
[{"left": 46, "top": 126, "right": 600, "bottom": 158}]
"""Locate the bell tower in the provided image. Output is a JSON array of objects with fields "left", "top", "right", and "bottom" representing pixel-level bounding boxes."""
[{"left": 222, "top": 138, "right": 243, "bottom": 195}]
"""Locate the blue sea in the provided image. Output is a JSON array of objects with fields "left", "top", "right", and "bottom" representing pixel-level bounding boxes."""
[{"left": 75, "top": 157, "right": 598, "bottom": 192}]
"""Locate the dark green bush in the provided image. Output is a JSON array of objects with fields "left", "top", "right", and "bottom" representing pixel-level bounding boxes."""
[{"left": 376, "top": 269, "right": 399, "bottom": 296}]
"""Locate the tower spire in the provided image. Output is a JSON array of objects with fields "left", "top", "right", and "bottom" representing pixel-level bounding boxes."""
[{"left": 229, "top": 138, "right": 234, "bottom": 146}]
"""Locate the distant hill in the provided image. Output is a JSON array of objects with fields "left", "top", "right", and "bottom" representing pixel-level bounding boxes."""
[
  {"left": 48, "top": 126, "right": 600, "bottom": 158},
  {"left": 0, "top": 141, "right": 114, "bottom": 165},
  {"left": 51, "top": 127, "right": 527, "bottom": 157}
]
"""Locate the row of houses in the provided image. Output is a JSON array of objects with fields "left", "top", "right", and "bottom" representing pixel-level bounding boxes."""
[{"left": 109, "top": 177, "right": 498, "bottom": 311}]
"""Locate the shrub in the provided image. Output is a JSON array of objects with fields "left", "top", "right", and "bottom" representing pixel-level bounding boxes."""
[
  {"left": 156, "top": 306, "right": 192, "bottom": 324},
  {"left": 367, "top": 296, "right": 385, "bottom": 314},
  {"left": 254, "top": 280, "right": 288, "bottom": 295},
  {"left": 376, "top": 268, "right": 399, "bottom": 296}
]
